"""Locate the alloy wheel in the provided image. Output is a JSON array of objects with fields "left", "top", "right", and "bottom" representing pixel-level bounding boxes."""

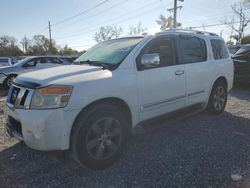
[
  {"left": 213, "top": 86, "right": 226, "bottom": 111},
  {"left": 85, "top": 117, "right": 122, "bottom": 160}
]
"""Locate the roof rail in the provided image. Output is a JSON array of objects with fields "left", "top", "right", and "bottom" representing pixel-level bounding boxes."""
[{"left": 156, "top": 29, "right": 219, "bottom": 37}]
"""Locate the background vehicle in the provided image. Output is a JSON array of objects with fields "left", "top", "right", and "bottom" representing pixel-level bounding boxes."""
[
  {"left": 4, "top": 30, "right": 233, "bottom": 169},
  {"left": 228, "top": 45, "right": 243, "bottom": 55},
  {"left": 11, "top": 56, "right": 27, "bottom": 65},
  {"left": 60, "top": 56, "right": 79, "bottom": 64},
  {"left": 0, "top": 56, "right": 71, "bottom": 87},
  {"left": 0, "top": 57, "right": 12, "bottom": 67},
  {"left": 231, "top": 45, "right": 250, "bottom": 85}
]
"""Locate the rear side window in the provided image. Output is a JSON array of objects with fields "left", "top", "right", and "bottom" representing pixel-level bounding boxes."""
[
  {"left": 210, "top": 39, "right": 229, "bottom": 60},
  {"left": 0, "top": 59, "right": 8, "bottom": 63},
  {"left": 179, "top": 35, "right": 207, "bottom": 64}
]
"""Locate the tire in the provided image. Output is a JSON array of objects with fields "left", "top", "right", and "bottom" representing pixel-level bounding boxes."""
[
  {"left": 207, "top": 80, "right": 227, "bottom": 115},
  {"left": 70, "top": 103, "right": 129, "bottom": 169},
  {"left": 4, "top": 75, "right": 16, "bottom": 88}
]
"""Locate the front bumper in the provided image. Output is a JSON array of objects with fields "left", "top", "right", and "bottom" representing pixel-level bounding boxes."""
[{"left": 4, "top": 105, "right": 80, "bottom": 151}]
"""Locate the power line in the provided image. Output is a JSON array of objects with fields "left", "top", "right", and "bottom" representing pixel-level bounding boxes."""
[
  {"left": 56, "top": 5, "right": 165, "bottom": 40},
  {"left": 52, "top": 0, "right": 129, "bottom": 31},
  {"left": 188, "top": 21, "right": 241, "bottom": 29},
  {"left": 54, "top": 0, "right": 167, "bottom": 40},
  {"left": 37, "top": 27, "right": 48, "bottom": 34},
  {"left": 52, "top": 0, "right": 110, "bottom": 26}
]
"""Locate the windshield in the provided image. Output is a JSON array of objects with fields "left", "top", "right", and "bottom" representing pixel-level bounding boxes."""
[
  {"left": 14, "top": 57, "right": 34, "bottom": 66},
  {"left": 235, "top": 46, "right": 250, "bottom": 55},
  {"left": 229, "top": 46, "right": 241, "bottom": 54},
  {"left": 75, "top": 38, "right": 143, "bottom": 65}
]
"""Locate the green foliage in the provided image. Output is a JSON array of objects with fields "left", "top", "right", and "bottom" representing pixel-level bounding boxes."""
[
  {"left": 0, "top": 36, "right": 23, "bottom": 56},
  {"left": 226, "top": 41, "right": 234, "bottom": 46},
  {"left": 58, "top": 45, "right": 81, "bottom": 56},
  {"left": 241, "top": 35, "right": 250, "bottom": 44},
  {"left": 156, "top": 14, "right": 182, "bottom": 31},
  {"left": 0, "top": 35, "right": 82, "bottom": 57}
]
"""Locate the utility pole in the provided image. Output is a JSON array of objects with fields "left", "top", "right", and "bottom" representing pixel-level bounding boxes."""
[
  {"left": 48, "top": 21, "right": 52, "bottom": 53},
  {"left": 167, "top": 0, "right": 184, "bottom": 28},
  {"left": 24, "top": 35, "right": 28, "bottom": 53}
]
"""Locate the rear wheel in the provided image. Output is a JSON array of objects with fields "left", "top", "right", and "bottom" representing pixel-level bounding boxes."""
[
  {"left": 71, "top": 103, "right": 129, "bottom": 169},
  {"left": 207, "top": 80, "right": 227, "bottom": 115}
]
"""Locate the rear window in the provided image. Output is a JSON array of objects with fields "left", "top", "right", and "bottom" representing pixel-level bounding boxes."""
[
  {"left": 0, "top": 58, "right": 9, "bottom": 64},
  {"left": 179, "top": 35, "right": 207, "bottom": 64},
  {"left": 211, "top": 39, "right": 229, "bottom": 60},
  {"left": 235, "top": 46, "right": 250, "bottom": 55}
]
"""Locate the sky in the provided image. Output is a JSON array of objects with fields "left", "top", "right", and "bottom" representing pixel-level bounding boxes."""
[{"left": 1, "top": 0, "right": 249, "bottom": 51}]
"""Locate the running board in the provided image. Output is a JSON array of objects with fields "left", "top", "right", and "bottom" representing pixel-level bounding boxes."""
[{"left": 132, "top": 103, "right": 206, "bottom": 135}]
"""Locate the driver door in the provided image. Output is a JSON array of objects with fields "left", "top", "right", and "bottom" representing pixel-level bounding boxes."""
[{"left": 136, "top": 35, "right": 186, "bottom": 122}]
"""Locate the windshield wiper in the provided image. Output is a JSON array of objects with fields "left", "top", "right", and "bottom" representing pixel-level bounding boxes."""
[{"left": 76, "top": 60, "right": 111, "bottom": 70}]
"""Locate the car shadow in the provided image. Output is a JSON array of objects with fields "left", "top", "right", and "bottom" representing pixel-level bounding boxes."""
[
  {"left": 230, "top": 86, "right": 250, "bottom": 101},
  {"left": 0, "top": 86, "right": 8, "bottom": 98},
  {"left": 1, "top": 111, "right": 250, "bottom": 187}
]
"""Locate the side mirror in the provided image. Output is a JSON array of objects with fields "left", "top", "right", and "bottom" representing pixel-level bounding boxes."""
[{"left": 141, "top": 53, "right": 160, "bottom": 69}]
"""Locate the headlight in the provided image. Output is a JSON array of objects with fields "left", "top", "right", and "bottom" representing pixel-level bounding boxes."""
[{"left": 30, "top": 85, "right": 73, "bottom": 109}]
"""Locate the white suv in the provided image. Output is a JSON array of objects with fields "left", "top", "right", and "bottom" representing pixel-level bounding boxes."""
[{"left": 4, "top": 29, "right": 234, "bottom": 169}]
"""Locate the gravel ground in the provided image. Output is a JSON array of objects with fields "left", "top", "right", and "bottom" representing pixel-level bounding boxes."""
[{"left": 0, "top": 87, "right": 250, "bottom": 188}]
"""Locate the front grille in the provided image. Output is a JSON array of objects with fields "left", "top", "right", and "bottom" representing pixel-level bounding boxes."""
[
  {"left": 7, "top": 85, "right": 33, "bottom": 109},
  {"left": 8, "top": 86, "right": 21, "bottom": 105},
  {"left": 8, "top": 116, "right": 22, "bottom": 136}
]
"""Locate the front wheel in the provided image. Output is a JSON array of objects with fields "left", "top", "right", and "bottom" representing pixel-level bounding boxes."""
[
  {"left": 71, "top": 104, "right": 129, "bottom": 169},
  {"left": 207, "top": 81, "right": 227, "bottom": 115}
]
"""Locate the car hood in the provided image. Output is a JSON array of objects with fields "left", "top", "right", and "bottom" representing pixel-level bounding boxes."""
[
  {"left": 15, "top": 65, "right": 112, "bottom": 86},
  {"left": 0, "top": 65, "right": 12, "bottom": 73}
]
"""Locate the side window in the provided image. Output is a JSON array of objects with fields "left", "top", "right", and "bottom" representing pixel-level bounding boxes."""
[
  {"left": 210, "top": 39, "right": 229, "bottom": 60},
  {"left": 45, "top": 58, "right": 54, "bottom": 64},
  {"left": 179, "top": 35, "right": 207, "bottom": 64},
  {"left": 137, "top": 36, "right": 176, "bottom": 70},
  {"left": 24, "top": 58, "right": 37, "bottom": 67},
  {"left": 53, "top": 58, "right": 63, "bottom": 64},
  {"left": 35, "top": 58, "right": 44, "bottom": 65}
]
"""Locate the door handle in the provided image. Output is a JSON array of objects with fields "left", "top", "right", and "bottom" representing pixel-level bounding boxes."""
[{"left": 175, "top": 70, "right": 184, "bottom": 76}]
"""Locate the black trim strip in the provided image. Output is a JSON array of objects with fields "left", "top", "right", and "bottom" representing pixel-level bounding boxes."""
[
  {"left": 143, "top": 95, "right": 186, "bottom": 110},
  {"left": 13, "top": 80, "right": 40, "bottom": 89},
  {"left": 188, "top": 90, "right": 205, "bottom": 97}
]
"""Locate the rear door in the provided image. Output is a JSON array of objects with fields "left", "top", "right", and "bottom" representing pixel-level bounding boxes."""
[
  {"left": 178, "top": 35, "right": 213, "bottom": 106},
  {"left": 136, "top": 35, "right": 186, "bottom": 121}
]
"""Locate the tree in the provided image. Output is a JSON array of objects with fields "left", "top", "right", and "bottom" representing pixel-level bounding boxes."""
[
  {"left": 20, "top": 36, "right": 31, "bottom": 54},
  {"left": 224, "top": 1, "right": 250, "bottom": 43},
  {"left": 241, "top": 35, "right": 250, "bottom": 44},
  {"left": 27, "top": 35, "right": 58, "bottom": 55},
  {"left": 94, "top": 25, "right": 123, "bottom": 42},
  {"left": 0, "top": 35, "right": 23, "bottom": 56},
  {"left": 156, "top": 14, "right": 181, "bottom": 31},
  {"left": 58, "top": 45, "right": 80, "bottom": 56},
  {"left": 129, "top": 22, "right": 147, "bottom": 35},
  {"left": 226, "top": 41, "right": 234, "bottom": 46}
]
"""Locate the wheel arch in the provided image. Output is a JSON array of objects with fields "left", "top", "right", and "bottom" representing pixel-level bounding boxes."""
[
  {"left": 205, "top": 76, "right": 228, "bottom": 106},
  {"left": 69, "top": 97, "right": 133, "bottom": 148},
  {"left": 3, "top": 73, "right": 18, "bottom": 86},
  {"left": 213, "top": 76, "right": 228, "bottom": 90}
]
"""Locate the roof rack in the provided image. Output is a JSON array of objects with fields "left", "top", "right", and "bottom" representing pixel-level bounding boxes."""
[{"left": 156, "top": 29, "right": 219, "bottom": 37}]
